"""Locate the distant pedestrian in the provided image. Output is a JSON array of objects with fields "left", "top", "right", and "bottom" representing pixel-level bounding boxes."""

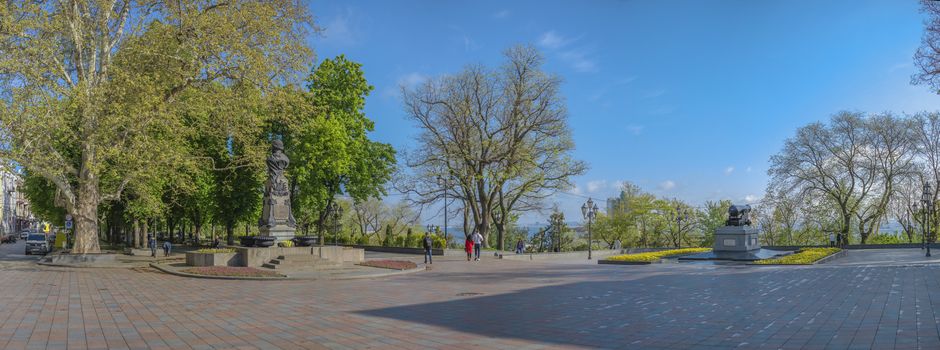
[
  {"left": 829, "top": 233, "right": 835, "bottom": 247},
  {"left": 162, "top": 240, "right": 171, "bottom": 257},
  {"left": 515, "top": 239, "right": 524, "bottom": 254},
  {"left": 464, "top": 236, "right": 473, "bottom": 261},
  {"left": 422, "top": 232, "right": 433, "bottom": 264},
  {"left": 836, "top": 233, "right": 843, "bottom": 247},
  {"left": 148, "top": 233, "right": 156, "bottom": 258},
  {"left": 213, "top": 237, "right": 221, "bottom": 248},
  {"left": 471, "top": 231, "right": 484, "bottom": 261},
  {"left": 614, "top": 239, "right": 622, "bottom": 251}
]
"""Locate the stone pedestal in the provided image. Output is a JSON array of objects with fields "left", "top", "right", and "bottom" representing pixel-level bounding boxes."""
[
  {"left": 714, "top": 226, "right": 760, "bottom": 252},
  {"left": 260, "top": 225, "right": 295, "bottom": 246}
]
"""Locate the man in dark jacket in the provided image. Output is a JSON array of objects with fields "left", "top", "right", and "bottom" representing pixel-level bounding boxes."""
[
  {"left": 162, "top": 240, "right": 172, "bottom": 257},
  {"left": 423, "top": 232, "right": 433, "bottom": 264},
  {"left": 148, "top": 233, "right": 156, "bottom": 257}
]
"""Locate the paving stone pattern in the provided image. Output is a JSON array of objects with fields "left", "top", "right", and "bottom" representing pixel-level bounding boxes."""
[{"left": 1, "top": 242, "right": 939, "bottom": 349}]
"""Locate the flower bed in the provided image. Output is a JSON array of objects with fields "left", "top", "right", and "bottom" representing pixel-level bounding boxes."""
[
  {"left": 753, "top": 248, "right": 842, "bottom": 265},
  {"left": 604, "top": 248, "right": 712, "bottom": 263},
  {"left": 194, "top": 248, "right": 236, "bottom": 254},
  {"left": 358, "top": 260, "right": 418, "bottom": 270},
  {"left": 180, "top": 266, "right": 284, "bottom": 278}
]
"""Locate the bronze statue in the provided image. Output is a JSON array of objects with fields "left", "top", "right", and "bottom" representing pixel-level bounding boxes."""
[{"left": 260, "top": 139, "right": 296, "bottom": 229}]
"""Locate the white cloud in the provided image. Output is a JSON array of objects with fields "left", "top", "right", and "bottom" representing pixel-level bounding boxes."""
[
  {"left": 586, "top": 180, "right": 606, "bottom": 193},
  {"left": 626, "top": 125, "right": 644, "bottom": 135},
  {"left": 538, "top": 31, "right": 569, "bottom": 49},
  {"left": 659, "top": 180, "right": 676, "bottom": 191},
  {"left": 571, "top": 184, "right": 583, "bottom": 195},
  {"left": 560, "top": 50, "right": 597, "bottom": 73},
  {"left": 492, "top": 9, "right": 510, "bottom": 19},
  {"left": 724, "top": 166, "right": 735, "bottom": 175},
  {"left": 744, "top": 194, "right": 759, "bottom": 203},
  {"left": 398, "top": 72, "right": 427, "bottom": 89},
  {"left": 320, "top": 8, "right": 361, "bottom": 46}
]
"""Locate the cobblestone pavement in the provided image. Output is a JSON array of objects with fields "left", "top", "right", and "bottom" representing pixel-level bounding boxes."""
[{"left": 1, "top": 243, "right": 939, "bottom": 350}]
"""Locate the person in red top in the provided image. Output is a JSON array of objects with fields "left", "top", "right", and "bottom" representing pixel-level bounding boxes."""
[{"left": 464, "top": 235, "right": 473, "bottom": 261}]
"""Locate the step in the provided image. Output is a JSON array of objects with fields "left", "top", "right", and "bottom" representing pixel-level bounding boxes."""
[
  {"left": 276, "top": 255, "right": 326, "bottom": 261},
  {"left": 268, "top": 258, "right": 338, "bottom": 266}
]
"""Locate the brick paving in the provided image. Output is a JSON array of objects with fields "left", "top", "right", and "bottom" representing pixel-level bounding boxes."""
[{"left": 1, "top": 241, "right": 939, "bottom": 349}]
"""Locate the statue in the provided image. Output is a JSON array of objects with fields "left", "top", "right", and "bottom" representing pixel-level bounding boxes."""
[
  {"left": 259, "top": 140, "right": 296, "bottom": 243},
  {"left": 725, "top": 205, "right": 752, "bottom": 226}
]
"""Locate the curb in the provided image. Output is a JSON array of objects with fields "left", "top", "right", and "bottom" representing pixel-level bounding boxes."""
[
  {"left": 149, "top": 263, "right": 426, "bottom": 281},
  {"left": 597, "top": 260, "right": 653, "bottom": 265}
]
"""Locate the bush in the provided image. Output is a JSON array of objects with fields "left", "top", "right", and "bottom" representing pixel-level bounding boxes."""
[
  {"left": 605, "top": 248, "right": 711, "bottom": 262},
  {"left": 278, "top": 240, "right": 294, "bottom": 248},
  {"left": 754, "top": 248, "right": 841, "bottom": 265},
  {"left": 356, "top": 234, "right": 371, "bottom": 245},
  {"left": 866, "top": 233, "right": 905, "bottom": 245}
]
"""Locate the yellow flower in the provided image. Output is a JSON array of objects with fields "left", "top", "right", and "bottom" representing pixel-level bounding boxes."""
[
  {"left": 754, "top": 248, "right": 841, "bottom": 265},
  {"left": 605, "top": 248, "right": 712, "bottom": 262}
]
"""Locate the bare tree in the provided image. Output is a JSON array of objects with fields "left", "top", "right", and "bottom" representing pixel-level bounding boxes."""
[{"left": 400, "top": 45, "right": 585, "bottom": 249}]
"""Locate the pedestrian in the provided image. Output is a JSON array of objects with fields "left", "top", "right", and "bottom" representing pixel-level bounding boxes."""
[
  {"left": 464, "top": 235, "right": 473, "bottom": 261},
  {"left": 829, "top": 232, "right": 835, "bottom": 247},
  {"left": 422, "top": 232, "right": 433, "bottom": 264},
  {"left": 148, "top": 233, "right": 156, "bottom": 258},
  {"left": 213, "top": 237, "right": 221, "bottom": 248},
  {"left": 614, "top": 239, "right": 622, "bottom": 251},
  {"left": 836, "top": 233, "right": 843, "bottom": 247},
  {"left": 515, "top": 239, "right": 524, "bottom": 254},
  {"left": 471, "top": 230, "right": 484, "bottom": 261},
  {"left": 162, "top": 240, "right": 171, "bottom": 257}
]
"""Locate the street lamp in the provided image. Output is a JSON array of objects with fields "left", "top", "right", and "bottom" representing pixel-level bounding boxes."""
[
  {"left": 923, "top": 183, "right": 934, "bottom": 257},
  {"left": 329, "top": 202, "right": 343, "bottom": 246},
  {"left": 672, "top": 205, "right": 690, "bottom": 248},
  {"left": 581, "top": 198, "right": 599, "bottom": 260},
  {"left": 437, "top": 175, "right": 449, "bottom": 246}
]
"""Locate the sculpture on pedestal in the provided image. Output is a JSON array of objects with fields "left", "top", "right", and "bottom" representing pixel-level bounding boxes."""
[{"left": 258, "top": 140, "right": 296, "bottom": 245}]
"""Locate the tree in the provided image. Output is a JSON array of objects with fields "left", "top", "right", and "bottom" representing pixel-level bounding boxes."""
[
  {"left": 0, "top": 1, "right": 315, "bottom": 253},
  {"left": 400, "top": 45, "right": 585, "bottom": 249},
  {"left": 769, "top": 112, "right": 877, "bottom": 245},
  {"left": 914, "top": 0, "right": 940, "bottom": 92},
  {"left": 283, "top": 56, "right": 395, "bottom": 240},
  {"left": 700, "top": 200, "right": 731, "bottom": 247}
]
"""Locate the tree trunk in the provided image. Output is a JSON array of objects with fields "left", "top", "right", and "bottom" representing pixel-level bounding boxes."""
[
  {"left": 226, "top": 222, "right": 234, "bottom": 245},
  {"left": 72, "top": 177, "right": 101, "bottom": 254}
]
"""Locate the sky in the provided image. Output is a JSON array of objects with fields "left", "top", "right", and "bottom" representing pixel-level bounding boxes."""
[{"left": 308, "top": 0, "right": 940, "bottom": 226}]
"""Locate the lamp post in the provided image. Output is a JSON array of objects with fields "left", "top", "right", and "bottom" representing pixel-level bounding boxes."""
[
  {"left": 923, "top": 183, "right": 934, "bottom": 257},
  {"left": 672, "top": 205, "right": 689, "bottom": 248},
  {"left": 329, "top": 202, "right": 343, "bottom": 246},
  {"left": 581, "top": 198, "right": 599, "bottom": 260},
  {"left": 437, "top": 176, "right": 449, "bottom": 246}
]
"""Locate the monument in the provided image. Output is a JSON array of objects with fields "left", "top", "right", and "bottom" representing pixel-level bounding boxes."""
[
  {"left": 714, "top": 205, "right": 760, "bottom": 252},
  {"left": 258, "top": 139, "right": 297, "bottom": 245},
  {"left": 680, "top": 204, "right": 791, "bottom": 261}
]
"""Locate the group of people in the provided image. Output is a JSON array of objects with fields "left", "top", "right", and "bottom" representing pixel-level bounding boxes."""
[
  {"left": 828, "top": 232, "right": 845, "bottom": 247},
  {"left": 420, "top": 231, "right": 533, "bottom": 264},
  {"left": 146, "top": 233, "right": 173, "bottom": 257}
]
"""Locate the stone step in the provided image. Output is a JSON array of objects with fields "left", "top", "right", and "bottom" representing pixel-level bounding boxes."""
[
  {"left": 266, "top": 258, "right": 338, "bottom": 267},
  {"left": 276, "top": 255, "right": 324, "bottom": 261}
]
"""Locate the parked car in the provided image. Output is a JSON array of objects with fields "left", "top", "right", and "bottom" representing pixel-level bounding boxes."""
[
  {"left": 19, "top": 230, "right": 29, "bottom": 239},
  {"left": 25, "top": 234, "right": 49, "bottom": 255}
]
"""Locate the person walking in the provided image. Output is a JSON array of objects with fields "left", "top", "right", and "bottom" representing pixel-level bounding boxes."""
[
  {"left": 162, "top": 240, "right": 172, "bottom": 257},
  {"left": 515, "top": 239, "right": 524, "bottom": 254},
  {"left": 422, "top": 232, "right": 433, "bottom": 264},
  {"left": 148, "top": 233, "right": 156, "bottom": 258},
  {"left": 471, "top": 231, "right": 484, "bottom": 261},
  {"left": 464, "top": 236, "right": 473, "bottom": 261},
  {"left": 829, "top": 232, "right": 836, "bottom": 247}
]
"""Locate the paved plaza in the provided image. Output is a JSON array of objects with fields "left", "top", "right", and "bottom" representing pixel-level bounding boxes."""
[{"left": 1, "top": 242, "right": 940, "bottom": 349}]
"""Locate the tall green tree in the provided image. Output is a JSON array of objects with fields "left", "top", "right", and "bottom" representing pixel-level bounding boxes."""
[
  {"left": 0, "top": 1, "right": 315, "bottom": 253},
  {"left": 282, "top": 55, "right": 396, "bottom": 239}
]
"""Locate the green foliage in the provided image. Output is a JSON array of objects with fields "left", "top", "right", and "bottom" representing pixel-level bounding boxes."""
[
  {"left": 282, "top": 55, "right": 396, "bottom": 234},
  {"left": 20, "top": 172, "right": 66, "bottom": 226},
  {"left": 866, "top": 233, "right": 905, "bottom": 245}
]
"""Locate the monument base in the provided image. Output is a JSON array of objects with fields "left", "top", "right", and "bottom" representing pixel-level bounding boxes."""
[
  {"left": 259, "top": 225, "right": 296, "bottom": 246},
  {"left": 714, "top": 226, "right": 760, "bottom": 252}
]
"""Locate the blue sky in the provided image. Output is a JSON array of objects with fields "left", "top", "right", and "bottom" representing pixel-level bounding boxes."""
[{"left": 308, "top": 0, "right": 940, "bottom": 226}]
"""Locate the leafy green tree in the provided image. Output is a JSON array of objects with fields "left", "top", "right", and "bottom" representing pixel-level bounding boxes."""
[
  {"left": 0, "top": 1, "right": 315, "bottom": 253},
  {"left": 701, "top": 200, "right": 732, "bottom": 247},
  {"left": 20, "top": 172, "right": 67, "bottom": 226},
  {"left": 281, "top": 56, "right": 396, "bottom": 241}
]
